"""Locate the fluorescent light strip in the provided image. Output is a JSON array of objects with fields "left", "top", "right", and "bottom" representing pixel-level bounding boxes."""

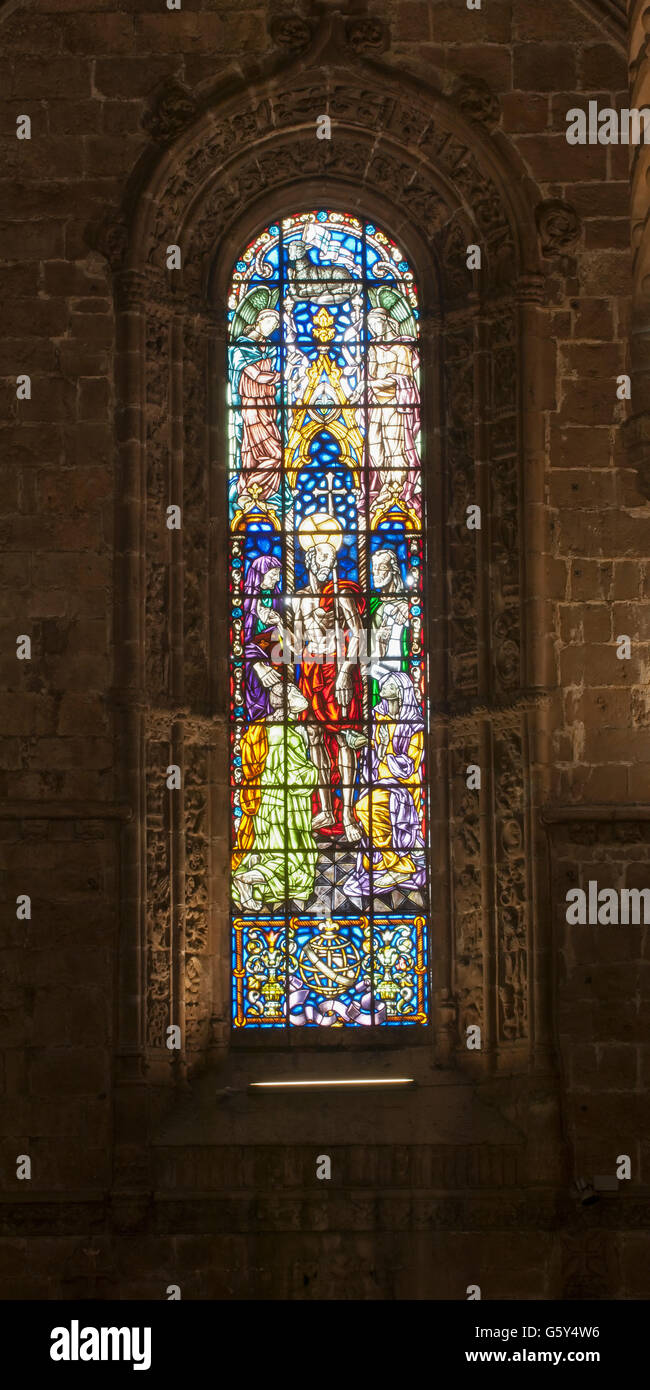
[{"left": 250, "top": 1078, "right": 414, "bottom": 1088}]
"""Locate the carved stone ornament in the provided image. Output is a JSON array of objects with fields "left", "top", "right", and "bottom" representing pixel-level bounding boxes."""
[
  {"left": 269, "top": 15, "right": 314, "bottom": 50},
  {"left": 86, "top": 211, "right": 129, "bottom": 269},
  {"left": 451, "top": 75, "right": 500, "bottom": 131},
  {"left": 142, "top": 79, "right": 199, "bottom": 146},
  {"left": 535, "top": 199, "right": 582, "bottom": 257},
  {"left": 346, "top": 17, "right": 389, "bottom": 53}
]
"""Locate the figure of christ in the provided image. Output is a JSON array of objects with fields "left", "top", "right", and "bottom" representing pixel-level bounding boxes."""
[
  {"left": 365, "top": 308, "right": 420, "bottom": 520},
  {"left": 279, "top": 519, "right": 365, "bottom": 843},
  {"left": 230, "top": 308, "right": 283, "bottom": 507}
]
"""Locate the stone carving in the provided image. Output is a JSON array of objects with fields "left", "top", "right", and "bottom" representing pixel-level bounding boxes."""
[
  {"left": 494, "top": 726, "right": 528, "bottom": 1042},
  {"left": 137, "top": 76, "right": 516, "bottom": 291},
  {"left": 492, "top": 342, "right": 517, "bottom": 415},
  {"left": 445, "top": 320, "right": 478, "bottom": 696},
  {"left": 401, "top": 172, "right": 449, "bottom": 235},
  {"left": 184, "top": 744, "right": 210, "bottom": 1053},
  {"left": 183, "top": 329, "right": 209, "bottom": 710},
  {"left": 181, "top": 135, "right": 333, "bottom": 283},
  {"left": 146, "top": 742, "right": 172, "bottom": 1048},
  {"left": 494, "top": 613, "right": 520, "bottom": 688},
  {"left": 434, "top": 163, "right": 512, "bottom": 290},
  {"left": 488, "top": 309, "right": 520, "bottom": 695},
  {"left": 87, "top": 211, "right": 128, "bottom": 271},
  {"left": 437, "top": 217, "right": 473, "bottom": 301},
  {"left": 145, "top": 317, "right": 171, "bottom": 701},
  {"left": 143, "top": 79, "right": 199, "bottom": 146},
  {"left": 269, "top": 15, "right": 313, "bottom": 50},
  {"left": 384, "top": 99, "right": 429, "bottom": 147},
  {"left": 452, "top": 75, "right": 500, "bottom": 130},
  {"left": 346, "top": 17, "right": 388, "bottom": 54},
  {"left": 450, "top": 742, "right": 484, "bottom": 1038},
  {"left": 535, "top": 200, "right": 582, "bottom": 258}
]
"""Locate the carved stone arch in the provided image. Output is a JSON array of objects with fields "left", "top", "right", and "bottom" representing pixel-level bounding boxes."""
[
  {"left": 120, "top": 19, "right": 542, "bottom": 293},
  {"left": 109, "top": 17, "right": 555, "bottom": 1102}
]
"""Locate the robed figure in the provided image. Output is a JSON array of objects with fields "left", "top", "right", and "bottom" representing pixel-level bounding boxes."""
[
  {"left": 232, "top": 676, "right": 319, "bottom": 910},
  {"left": 344, "top": 671, "right": 426, "bottom": 896},
  {"left": 229, "top": 292, "right": 283, "bottom": 510},
  {"left": 242, "top": 554, "right": 283, "bottom": 722},
  {"left": 365, "top": 299, "right": 420, "bottom": 523}
]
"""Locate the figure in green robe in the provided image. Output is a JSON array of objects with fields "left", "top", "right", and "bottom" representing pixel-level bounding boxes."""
[{"left": 232, "top": 676, "right": 318, "bottom": 910}]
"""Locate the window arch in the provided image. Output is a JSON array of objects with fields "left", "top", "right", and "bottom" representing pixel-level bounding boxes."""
[{"left": 228, "top": 209, "right": 429, "bottom": 1031}]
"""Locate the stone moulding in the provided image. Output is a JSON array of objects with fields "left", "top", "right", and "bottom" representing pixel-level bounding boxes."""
[
  {"left": 543, "top": 807, "right": 650, "bottom": 846},
  {"left": 543, "top": 805, "right": 650, "bottom": 827},
  {"left": 569, "top": 0, "right": 626, "bottom": 47},
  {"left": 1, "top": 1188, "right": 648, "bottom": 1240},
  {"left": 0, "top": 801, "right": 132, "bottom": 820}
]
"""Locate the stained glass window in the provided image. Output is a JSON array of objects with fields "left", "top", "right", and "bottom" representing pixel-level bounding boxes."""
[{"left": 228, "top": 210, "right": 429, "bottom": 1030}]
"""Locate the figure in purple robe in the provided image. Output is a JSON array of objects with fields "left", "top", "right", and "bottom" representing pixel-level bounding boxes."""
[
  {"left": 243, "top": 553, "right": 283, "bottom": 721},
  {"left": 343, "top": 670, "right": 426, "bottom": 897}
]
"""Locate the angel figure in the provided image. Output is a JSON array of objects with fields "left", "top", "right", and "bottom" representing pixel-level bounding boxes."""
[
  {"left": 229, "top": 286, "right": 283, "bottom": 517},
  {"left": 365, "top": 286, "right": 421, "bottom": 525}
]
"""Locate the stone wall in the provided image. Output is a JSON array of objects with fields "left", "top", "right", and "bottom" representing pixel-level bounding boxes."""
[{"left": 1, "top": 0, "right": 649, "bottom": 1300}]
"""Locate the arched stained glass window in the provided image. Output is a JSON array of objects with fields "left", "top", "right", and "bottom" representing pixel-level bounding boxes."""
[{"left": 228, "top": 210, "right": 429, "bottom": 1030}]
